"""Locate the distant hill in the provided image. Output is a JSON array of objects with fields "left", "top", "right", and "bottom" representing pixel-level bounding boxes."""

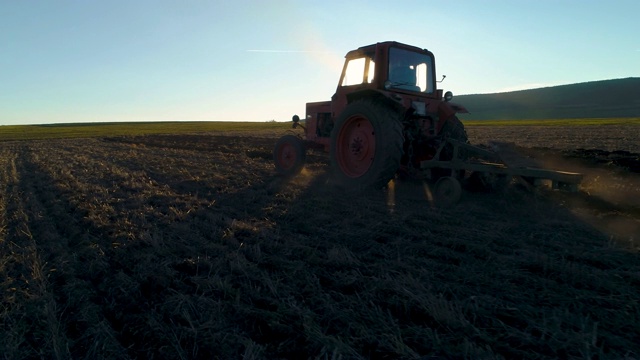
[{"left": 455, "top": 77, "right": 640, "bottom": 120}]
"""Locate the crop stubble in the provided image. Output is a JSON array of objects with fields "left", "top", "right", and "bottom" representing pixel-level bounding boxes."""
[{"left": 0, "top": 125, "right": 639, "bottom": 359}]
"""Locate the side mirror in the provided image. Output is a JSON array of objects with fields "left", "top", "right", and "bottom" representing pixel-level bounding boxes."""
[
  {"left": 444, "top": 91, "right": 453, "bottom": 102},
  {"left": 291, "top": 114, "right": 306, "bottom": 130}
]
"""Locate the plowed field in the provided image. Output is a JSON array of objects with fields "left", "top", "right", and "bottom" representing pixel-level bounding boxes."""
[{"left": 1, "top": 125, "right": 639, "bottom": 359}]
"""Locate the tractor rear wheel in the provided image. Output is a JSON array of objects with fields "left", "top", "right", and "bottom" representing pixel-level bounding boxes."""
[
  {"left": 273, "top": 135, "right": 306, "bottom": 176},
  {"left": 330, "top": 100, "right": 403, "bottom": 190},
  {"left": 440, "top": 115, "right": 468, "bottom": 145}
]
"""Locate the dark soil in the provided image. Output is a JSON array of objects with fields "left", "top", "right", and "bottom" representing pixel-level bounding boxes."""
[{"left": 0, "top": 130, "right": 638, "bottom": 359}]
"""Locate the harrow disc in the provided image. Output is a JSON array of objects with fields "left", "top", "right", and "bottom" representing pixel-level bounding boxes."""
[{"left": 433, "top": 176, "right": 462, "bottom": 206}]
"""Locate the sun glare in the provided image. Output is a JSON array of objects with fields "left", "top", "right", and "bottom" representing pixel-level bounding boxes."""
[
  {"left": 386, "top": 179, "right": 396, "bottom": 213},
  {"left": 423, "top": 181, "right": 435, "bottom": 207}
]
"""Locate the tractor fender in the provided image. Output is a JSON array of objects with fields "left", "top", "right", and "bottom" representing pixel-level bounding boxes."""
[{"left": 438, "top": 101, "right": 469, "bottom": 120}]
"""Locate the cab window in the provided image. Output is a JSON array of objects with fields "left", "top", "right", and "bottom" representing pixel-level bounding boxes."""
[
  {"left": 341, "top": 57, "right": 375, "bottom": 86},
  {"left": 388, "top": 47, "right": 434, "bottom": 93}
]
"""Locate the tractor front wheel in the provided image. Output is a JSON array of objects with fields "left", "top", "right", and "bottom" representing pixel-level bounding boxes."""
[
  {"left": 273, "top": 135, "right": 306, "bottom": 176},
  {"left": 330, "top": 100, "right": 403, "bottom": 190}
]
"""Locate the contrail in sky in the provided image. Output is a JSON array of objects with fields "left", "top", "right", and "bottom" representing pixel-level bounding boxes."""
[{"left": 246, "top": 49, "right": 333, "bottom": 53}]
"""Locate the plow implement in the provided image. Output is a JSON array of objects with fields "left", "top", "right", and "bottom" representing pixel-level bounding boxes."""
[{"left": 421, "top": 139, "right": 583, "bottom": 204}]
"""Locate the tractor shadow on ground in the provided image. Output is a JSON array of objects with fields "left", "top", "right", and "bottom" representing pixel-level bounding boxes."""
[{"left": 268, "top": 158, "right": 639, "bottom": 252}]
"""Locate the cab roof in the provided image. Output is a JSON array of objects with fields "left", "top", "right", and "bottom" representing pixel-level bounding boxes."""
[{"left": 345, "top": 41, "right": 432, "bottom": 58}]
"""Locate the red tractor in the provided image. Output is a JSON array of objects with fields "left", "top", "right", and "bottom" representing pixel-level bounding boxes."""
[
  {"left": 274, "top": 41, "right": 468, "bottom": 191},
  {"left": 274, "top": 41, "right": 583, "bottom": 204}
]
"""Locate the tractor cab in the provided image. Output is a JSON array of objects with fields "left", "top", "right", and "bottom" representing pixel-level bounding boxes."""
[
  {"left": 299, "top": 43, "right": 450, "bottom": 147},
  {"left": 328, "top": 42, "right": 451, "bottom": 131},
  {"left": 336, "top": 42, "right": 437, "bottom": 95}
]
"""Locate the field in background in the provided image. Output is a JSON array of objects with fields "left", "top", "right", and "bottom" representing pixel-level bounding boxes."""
[
  {"left": 0, "top": 121, "right": 291, "bottom": 141},
  {"left": 1, "top": 117, "right": 639, "bottom": 142},
  {"left": 0, "top": 121, "right": 639, "bottom": 359}
]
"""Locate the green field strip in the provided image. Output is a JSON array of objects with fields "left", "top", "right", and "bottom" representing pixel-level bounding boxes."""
[{"left": 0, "top": 121, "right": 292, "bottom": 141}]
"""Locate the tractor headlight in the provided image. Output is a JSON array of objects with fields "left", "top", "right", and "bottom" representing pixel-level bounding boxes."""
[{"left": 444, "top": 91, "right": 453, "bottom": 102}]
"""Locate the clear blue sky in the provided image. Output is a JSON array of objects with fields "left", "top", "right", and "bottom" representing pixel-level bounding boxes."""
[{"left": 2, "top": 0, "right": 639, "bottom": 125}]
